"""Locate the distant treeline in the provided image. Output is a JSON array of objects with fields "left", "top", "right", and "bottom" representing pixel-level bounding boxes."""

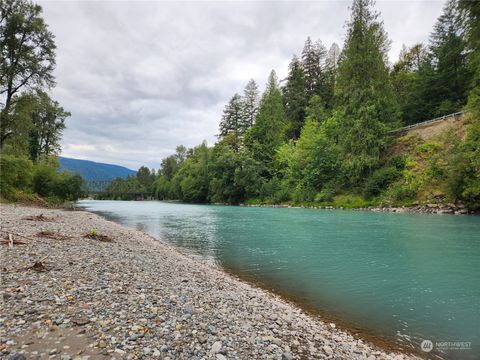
[
  {"left": 100, "top": 0, "right": 480, "bottom": 210},
  {"left": 0, "top": 0, "right": 84, "bottom": 203}
]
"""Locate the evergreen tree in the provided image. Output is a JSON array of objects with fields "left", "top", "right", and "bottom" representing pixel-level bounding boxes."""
[
  {"left": 458, "top": 0, "right": 480, "bottom": 114},
  {"left": 335, "top": 0, "right": 400, "bottom": 184},
  {"left": 301, "top": 37, "right": 326, "bottom": 98},
  {"left": 390, "top": 43, "right": 428, "bottom": 124},
  {"left": 425, "top": 0, "right": 471, "bottom": 116},
  {"left": 241, "top": 79, "right": 259, "bottom": 131},
  {"left": 324, "top": 43, "right": 341, "bottom": 108},
  {"left": 245, "top": 70, "right": 286, "bottom": 177},
  {"left": 218, "top": 93, "right": 243, "bottom": 151},
  {"left": 282, "top": 56, "right": 308, "bottom": 139}
]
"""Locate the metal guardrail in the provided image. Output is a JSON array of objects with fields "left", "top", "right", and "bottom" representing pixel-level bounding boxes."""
[{"left": 389, "top": 111, "right": 464, "bottom": 134}]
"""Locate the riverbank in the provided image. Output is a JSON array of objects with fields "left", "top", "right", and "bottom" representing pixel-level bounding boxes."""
[
  {"left": 239, "top": 202, "right": 474, "bottom": 215},
  {"left": 1, "top": 204, "right": 422, "bottom": 359}
]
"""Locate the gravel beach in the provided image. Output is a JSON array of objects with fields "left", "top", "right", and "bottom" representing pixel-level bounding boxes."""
[{"left": 0, "top": 204, "right": 422, "bottom": 360}]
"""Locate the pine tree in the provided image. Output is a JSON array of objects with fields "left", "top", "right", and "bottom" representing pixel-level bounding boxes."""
[
  {"left": 425, "top": 0, "right": 471, "bottom": 116},
  {"left": 301, "top": 37, "right": 326, "bottom": 98},
  {"left": 218, "top": 93, "right": 243, "bottom": 137},
  {"left": 245, "top": 70, "right": 286, "bottom": 176},
  {"left": 218, "top": 93, "right": 243, "bottom": 152},
  {"left": 323, "top": 43, "right": 341, "bottom": 109},
  {"left": 390, "top": 43, "right": 428, "bottom": 124},
  {"left": 335, "top": 0, "right": 400, "bottom": 184},
  {"left": 459, "top": 0, "right": 480, "bottom": 114},
  {"left": 283, "top": 56, "right": 308, "bottom": 139},
  {"left": 241, "top": 79, "right": 259, "bottom": 132}
]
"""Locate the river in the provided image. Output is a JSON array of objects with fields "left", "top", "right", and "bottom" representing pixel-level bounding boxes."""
[{"left": 77, "top": 200, "right": 480, "bottom": 359}]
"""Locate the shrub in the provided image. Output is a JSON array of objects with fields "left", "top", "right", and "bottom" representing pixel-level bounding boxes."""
[
  {"left": 363, "top": 166, "right": 401, "bottom": 198},
  {"left": 32, "top": 165, "right": 58, "bottom": 197},
  {"left": 0, "top": 155, "right": 34, "bottom": 199}
]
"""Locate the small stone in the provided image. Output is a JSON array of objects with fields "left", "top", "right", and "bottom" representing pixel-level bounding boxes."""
[
  {"left": 49, "top": 349, "right": 57, "bottom": 355},
  {"left": 208, "top": 325, "right": 218, "bottom": 334},
  {"left": 197, "top": 335, "right": 207, "bottom": 344},
  {"left": 98, "top": 340, "right": 107, "bottom": 349},
  {"left": 9, "top": 354, "right": 26, "bottom": 360},
  {"left": 323, "top": 345, "right": 333, "bottom": 356},
  {"left": 152, "top": 349, "right": 161, "bottom": 357},
  {"left": 216, "top": 354, "right": 226, "bottom": 360},
  {"left": 184, "top": 306, "right": 194, "bottom": 315},
  {"left": 210, "top": 341, "right": 222, "bottom": 355},
  {"left": 282, "top": 352, "right": 293, "bottom": 360},
  {"left": 72, "top": 317, "right": 89, "bottom": 326},
  {"left": 61, "top": 355, "right": 72, "bottom": 360}
]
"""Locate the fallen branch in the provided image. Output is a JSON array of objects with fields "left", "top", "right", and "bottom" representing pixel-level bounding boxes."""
[
  {"left": 22, "top": 214, "right": 54, "bottom": 222},
  {"left": 1, "top": 230, "right": 36, "bottom": 242},
  {"left": 36, "top": 231, "right": 71, "bottom": 241},
  {"left": 0, "top": 236, "right": 27, "bottom": 246}
]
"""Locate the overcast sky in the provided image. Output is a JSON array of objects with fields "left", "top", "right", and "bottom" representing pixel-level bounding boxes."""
[{"left": 39, "top": 0, "right": 445, "bottom": 170}]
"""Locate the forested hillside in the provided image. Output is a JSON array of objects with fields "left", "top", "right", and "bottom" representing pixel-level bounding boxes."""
[
  {"left": 59, "top": 157, "right": 135, "bottom": 181},
  {"left": 103, "top": 0, "right": 479, "bottom": 210}
]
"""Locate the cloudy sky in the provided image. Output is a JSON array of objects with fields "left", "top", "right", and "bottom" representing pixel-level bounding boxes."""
[{"left": 39, "top": 0, "right": 445, "bottom": 170}]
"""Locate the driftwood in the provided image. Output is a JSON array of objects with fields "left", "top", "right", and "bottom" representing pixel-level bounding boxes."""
[
  {"left": 36, "top": 231, "right": 71, "bottom": 241},
  {"left": 84, "top": 233, "right": 113, "bottom": 242},
  {"left": 1, "top": 230, "right": 36, "bottom": 242},
  {"left": 22, "top": 214, "right": 54, "bottom": 222},
  {"left": 3, "top": 255, "right": 50, "bottom": 273}
]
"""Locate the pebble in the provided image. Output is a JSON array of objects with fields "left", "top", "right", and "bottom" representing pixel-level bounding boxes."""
[{"left": 210, "top": 341, "right": 222, "bottom": 355}]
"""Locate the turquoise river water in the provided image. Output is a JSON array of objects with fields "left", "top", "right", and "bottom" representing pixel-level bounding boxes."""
[{"left": 77, "top": 200, "right": 480, "bottom": 359}]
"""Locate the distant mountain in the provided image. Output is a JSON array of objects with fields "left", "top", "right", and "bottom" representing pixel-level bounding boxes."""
[{"left": 59, "top": 157, "right": 136, "bottom": 181}]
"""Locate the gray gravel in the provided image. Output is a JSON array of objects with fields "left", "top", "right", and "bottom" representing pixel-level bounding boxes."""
[{"left": 0, "top": 204, "right": 422, "bottom": 359}]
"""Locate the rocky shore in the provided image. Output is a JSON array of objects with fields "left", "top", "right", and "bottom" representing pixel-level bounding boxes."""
[
  {"left": 240, "top": 202, "right": 473, "bottom": 215},
  {"left": 1, "top": 204, "right": 422, "bottom": 360}
]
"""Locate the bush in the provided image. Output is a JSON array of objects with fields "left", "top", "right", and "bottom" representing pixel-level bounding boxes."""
[
  {"left": 0, "top": 155, "right": 34, "bottom": 199},
  {"left": 56, "top": 172, "right": 85, "bottom": 201},
  {"left": 32, "top": 165, "right": 58, "bottom": 197},
  {"left": 363, "top": 166, "right": 401, "bottom": 198},
  {"left": 33, "top": 165, "right": 84, "bottom": 201},
  {"left": 332, "top": 194, "right": 370, "bottom": 209},
  {"left": 388, "top": 184, "right": 417, "bottom": 203}
]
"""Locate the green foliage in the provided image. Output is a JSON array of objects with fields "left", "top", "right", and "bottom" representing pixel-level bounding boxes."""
[
  {"left": 459, "top": 115, "right": 480, "bottom": 208},
  {"left": 283, "top": 56, "right": 308, "bottom": 139},
  {"left": 1, "top": 0, "right": 56, "bottom": 148},
  {"left": 335, "top": 0, "right": 400, "bottom": 185},
  {"left": 245, "top": 70, "right": 286, "bottom": 177},
  {"left": 173, "top": 142, "right": 210, "bottom": 203},
  {"left": 330, "top": 194, "right": 371, "bottom": 209},
  {"left": 0, "top": 155, "right": 33, "bottom": 199},
  {"left": 363, "top": 166, "right": 402, "bottom": 198},
  {"left": 28, "top": 91, "right": 69, "bottom": 161},
  {"left": 0, "top": 155, "right": 83, "bottom": 202},
  {"left": 32, "top": 163, "right": 84, "bottom": 201},
  {"left": 136, "top": 166, "right": 156, "bottom": 192},
  {"left": 208, "top": 138, "right": 261, "bottom": 204}
]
